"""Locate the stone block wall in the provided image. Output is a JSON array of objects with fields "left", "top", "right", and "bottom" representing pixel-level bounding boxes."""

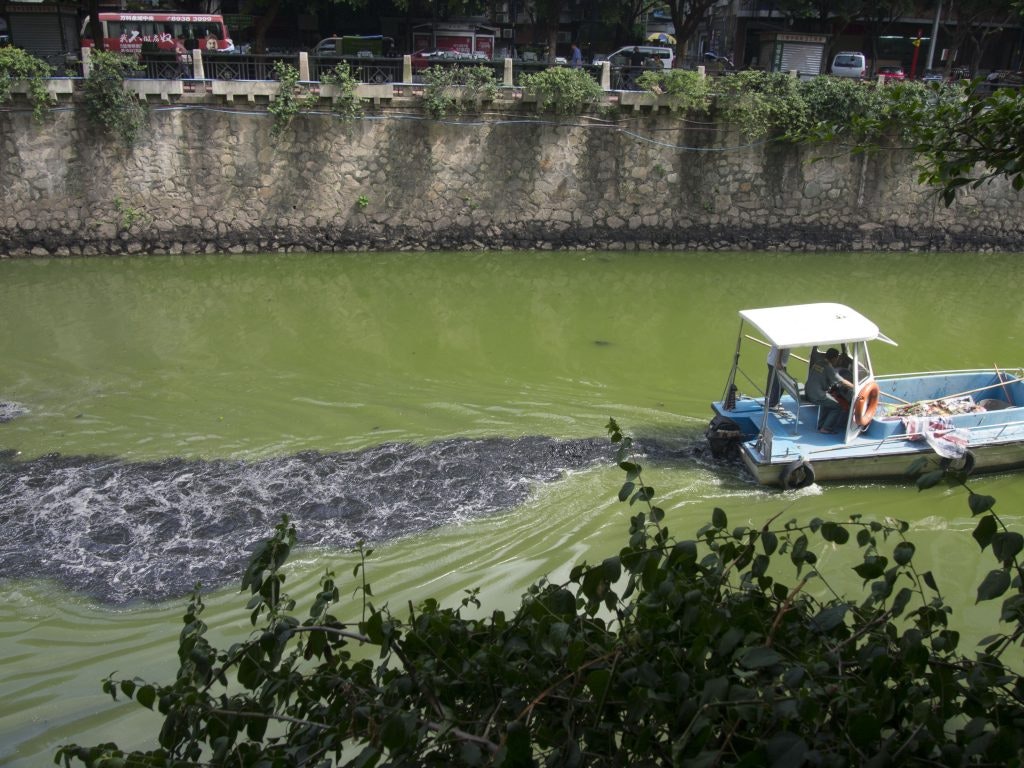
[{"left": 1, "top": 99, "right": 1022, "bottom": 257}]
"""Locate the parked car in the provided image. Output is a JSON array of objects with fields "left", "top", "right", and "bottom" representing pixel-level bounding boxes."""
[
  {"left": 876, "top": 65, "right": 905, "bottom": 82},
  {"left": 410, "top": 48, "right": 463, "bottom": 71},
  {"left": 831, "top": 51, "right": 866, "bottom": 79},
  {"left": 594, "top": 45, "right": 674, "bottom": 70}
]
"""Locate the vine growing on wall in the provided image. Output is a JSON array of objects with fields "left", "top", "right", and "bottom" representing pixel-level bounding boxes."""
[
  {"left": 0, "top": 46, "right": 54, "bottom": 123},
  {"left": 82, "top": 50, "right": 148, "bottom": 145},
  {"left": 269, "top": 61, "right": 319, "bottom": 141},
  {"left": 320, "top": 61, "right": 364, "bottom": 122}
]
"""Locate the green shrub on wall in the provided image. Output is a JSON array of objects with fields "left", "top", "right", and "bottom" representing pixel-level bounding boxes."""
[
  {"left": 709, "top": 70, "right": 806, "bottom": 140},
  {"left": 0, "top": 46, "right": 54, "bottom": 123},
  {"left": 520, "top": 66, "right": 604, "bottom": 115},
  {"left": 82, "top": 50, "right": 147, "bottom": 145},
  {"left": 636, "top": 69, "right": 710, "bottom": 114},
  {"left": 422, "top": 65, "right": 498, "bottom": 119}
]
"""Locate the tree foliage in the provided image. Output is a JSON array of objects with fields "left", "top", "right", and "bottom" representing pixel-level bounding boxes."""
[
  {"left": 900, "top": 82, "right": 1024, "bottom": 205},
  {"left": 56, "top": 419, "right": 1024, "bottom": 767}
]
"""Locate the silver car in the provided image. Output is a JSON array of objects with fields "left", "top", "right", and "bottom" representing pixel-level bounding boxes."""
[{"left": 831, "top": 52, "right": 866, "bottom": 79}]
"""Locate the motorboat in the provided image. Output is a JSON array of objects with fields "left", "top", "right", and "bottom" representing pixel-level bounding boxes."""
[{"left": 705, "top": 302, "right": 1024, "bottom": 488}]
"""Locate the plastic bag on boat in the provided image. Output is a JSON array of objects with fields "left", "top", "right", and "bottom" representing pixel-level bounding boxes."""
[{"left": 904, "top": 416, "right": 969, "bottom": 459}]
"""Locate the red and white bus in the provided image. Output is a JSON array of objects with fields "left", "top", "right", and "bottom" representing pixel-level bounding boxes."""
[{"left": 81, "top": 13, "right": 234, "bottom": 54}]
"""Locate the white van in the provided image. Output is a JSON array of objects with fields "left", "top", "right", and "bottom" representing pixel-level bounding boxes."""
[
  {"left": 596, "top": 45, "right": 675, "bottom": 70},
  {"left": 831, "top": 52, "right": 867, "bottom": 79}
]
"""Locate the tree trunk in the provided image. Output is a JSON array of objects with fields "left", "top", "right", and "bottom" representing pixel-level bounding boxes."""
[
  {"left": 88, "top": 0, "right": 104, "bottom": 51},
  {"left": 251, "top": 0, "right": 284, "bottom": 55}
]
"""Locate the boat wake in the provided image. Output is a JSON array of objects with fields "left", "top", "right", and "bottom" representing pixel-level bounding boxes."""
[{"left": 0, "top": 436, "right": 626, "bottom": 605}]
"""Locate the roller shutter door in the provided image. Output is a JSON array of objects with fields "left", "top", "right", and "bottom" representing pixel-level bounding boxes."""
[
  {"left": 9, "top": 11, "right": 77, "bottom": 57},
  {"left": 779, "top": 43, "right": 824, "bottom": 76}
]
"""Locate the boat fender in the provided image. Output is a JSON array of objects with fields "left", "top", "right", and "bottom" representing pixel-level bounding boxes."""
[
  {"left": 853, "top": 381, "right": 880, "bottom": 427},
  {"left": 780, "top": 458, "right": 815, "bottom": 489},
  {"left": 954, "top": 449, "right": 976, "bottom": 475}
]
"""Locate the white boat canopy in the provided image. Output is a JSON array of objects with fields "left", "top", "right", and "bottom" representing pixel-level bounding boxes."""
[{"left": 739, "top": 303, "right": 898, "bottom": 349}]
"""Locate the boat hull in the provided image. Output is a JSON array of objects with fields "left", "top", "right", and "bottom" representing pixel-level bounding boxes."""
[
  {"left": 710, "top": 368, "right": 1024, "bottom": 488},
  {"left": 741, "top": 438, "right": 1024, "bottom": 487}
]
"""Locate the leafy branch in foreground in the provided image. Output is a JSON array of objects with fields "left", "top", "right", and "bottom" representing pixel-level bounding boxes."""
[
  {"left": 900, "top": 83, "right": 1024, "bottom": 206},
  {"left": 57, "top": 421, "right": 1024, "bottom": 767}
]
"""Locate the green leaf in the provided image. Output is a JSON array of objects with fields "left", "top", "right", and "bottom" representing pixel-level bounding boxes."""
[
  {"left": 790, "top": 534, "right": 809, "bottom": 569},
  {"left": 810, "top": 604, "right": 847, "bottom": 633},
  {"left": 586, "top": 668, "right": 611, "bottom": 701},
  {"left": 893, "top": 541, "right": 915, "bottom": 566},
  {"left": 969, "top": 493, "right": 996, "bottom": 515},
  {"left": 739, "top": 646, "right": 783, "bottom": 669},
  {"left": 765, "top": 732, "right": 807, "bottom": 768},
  {"left": 992, "top": 532, "right": 1023, "bottom": 565},
  {"left": 973, "top": 515, "right": 998, "bottom": 550},
  {"left": 854, "top": 555, "right": 888, "bottom": 581},
  {"left": 712, "top": 508, "right": 727, "bottom": 530},
  {"left": 618, "top": 481, "right": 635, "bottom": 502},
  {"left": 977, "top": 569, "right": 1011, "bottom": 603},
  {"left": 136, "top": 685, "right": 156, "bottom": 710},
  {"left": 380, "top": 713, "right": 414, "bottom": 751},
  {"left": 848, "top": 712, "right": 881, "bottom": 747}
]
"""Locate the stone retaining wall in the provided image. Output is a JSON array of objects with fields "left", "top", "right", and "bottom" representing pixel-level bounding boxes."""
[{"left": 2, "top": 96, "right": 1023, "bottom": 257}]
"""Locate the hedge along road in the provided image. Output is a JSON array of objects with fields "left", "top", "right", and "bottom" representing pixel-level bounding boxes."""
[{"left": 1, "top": 249, "right": 1023, "bottom": 764}]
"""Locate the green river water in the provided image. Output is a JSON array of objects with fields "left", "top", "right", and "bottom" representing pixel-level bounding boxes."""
[{"left": 1, "top": 250, "right": 1023, "bottom": 764}]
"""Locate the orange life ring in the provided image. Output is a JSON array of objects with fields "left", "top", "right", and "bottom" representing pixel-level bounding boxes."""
[{"left": 853, "top": 381, "right": 880, "bottom": 427}]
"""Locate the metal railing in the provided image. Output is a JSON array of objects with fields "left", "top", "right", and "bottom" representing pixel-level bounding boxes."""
[{"left": 52, "top": 49, "right": 721, "bottom": 92}]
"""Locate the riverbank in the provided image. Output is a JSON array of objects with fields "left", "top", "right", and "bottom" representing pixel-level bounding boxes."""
[{"left": 2, "top": 100, "right": 1023, "bottom": 256}]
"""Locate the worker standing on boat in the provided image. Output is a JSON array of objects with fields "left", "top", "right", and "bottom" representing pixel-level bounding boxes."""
[
  {"left": 765, "top": 345, "right": 790, "bottom": 409},
  {"left": 806, "top": 347, "right": 852, "bottom": 433}
]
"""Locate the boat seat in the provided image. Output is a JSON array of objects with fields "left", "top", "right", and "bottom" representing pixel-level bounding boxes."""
[
  {"left": 774, "top": 370, "right": 806, "bottom": 434},
  {"left": 775, "top": 369, "right": 802, "bottom": 405}
]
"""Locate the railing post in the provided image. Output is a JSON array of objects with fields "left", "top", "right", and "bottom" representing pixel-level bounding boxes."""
[
  {"left": 504, "top": 57, "right": 513, "bottom": 86},
  {"left": 192, "top": 49, "right": 205, "bottom": 80},
  {"left": 697, "top": 65, "right": 706, "bottom": 79},
  {"left": 789, "top": 69, "right": 799, "bottom": 78},
  {"left": 600, "top": 60, "right": 610, "bottom": 90},
  {"left": 403, "top": 54, "right": 412, "bottom": 83},
  {"left": 81, "top": 46, "right": 92, "bottom": 78},
  {"left": 299, "top": 52, "right": 310, "bottom": 81}
]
